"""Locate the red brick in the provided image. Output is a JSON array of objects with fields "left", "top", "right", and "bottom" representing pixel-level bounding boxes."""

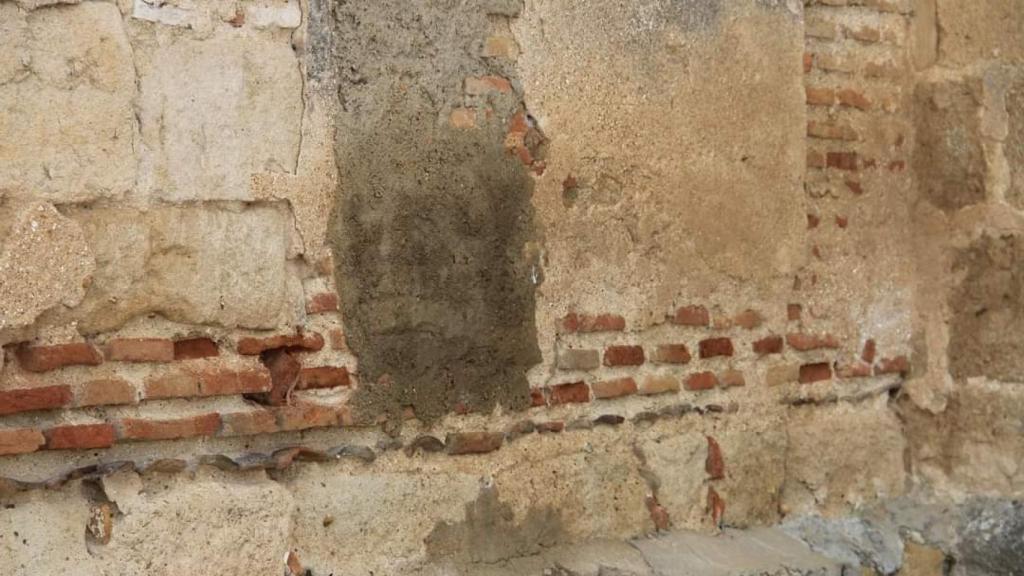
[
  {"left": 557, "top": 348, "right": 601, "bottom": 371},
  {"left": 236, "top": 332, "right": 324, "bottom": 355},
  {"left": 220, "top": 410, "right": 278, "bottom": 436},
  {"left": 105, "top": 338, "right": 174, "bottom": 363},
  {"left": 0, "top": 428, "right": 45, "bottom": 456},
  {"left": 685, "top": 371, "right": 719, "bottom": 391},
  {"left": 305, "top": 292, "right": 339, "bottom": 315},
  {"left": 645, "top": 495, "right": 671, "bottom": 532},
  {"left": 144, "top": 372, "right": 199, "bottom": 400},
  {"left": 837, "top": 88, "right": 871, "bottom": 110},
  {"left": 836, "top": 361, "right": 872, "bottom": 379},
  {"left": 276, "top": 403, "right": 339, "bottom": 431},
  {"left": 861, "top": 339, "right": 877, "bottom": 363},
  {"left": 465, "top": 75, "right": 512, "bottom": 94},
  {"left": 297, "top": 366, "right": 351, "bottom": 390},
  {"left": 826, "top": 152, "right": 859, "bottom": 171},
  {"left": 787, "top": 332, "right": 840, "bottom": 351},
  {"left": 77, "top": 378, "right": 137, "bottom": 407},
  {"left": 719, "top": 369, "right": 746, "bottom": 388},
  {"left": 639, "top": 375, "right": 680, "bottom": 395},
  {"left": 15, "top": 342, "right": 102, "bottom": 373},
  {"left": 548, "top": 381, "right": 590, "bottom": 405},
  {"left": 803, "top": 52, "right": 813, "bottom": 74},
  {"left": 670, "top": 305, "right": 710, "bottom": 327},
  {"left": 328, "top": 329, "right": 348, "bottom": 351},
  {"left": 798, "top": 362, "right": 833, "bottom": 384},
  {"left": 445, "top": 431, "right": 504, "bottom": 455},
  {"left": 706, "top": 436, "right": 725, "bottom": 479},
  {"left": 845, "top": 179, "right": 864, "bottom": 195},
  {"left": 529, "top": 388, "right": 546, "bottom": 407},
  {"left": 173, "top": 338, "right": 219, "bottom": 360},
  {"left": 753, "top": 335, "right": 784, "bottom": 356},
  {"left": 198, "top": 368, "right": 272, "bottom": 396},
  {"left": 591, "top": 377, "right": 638, "bottom": 399},
  {"left": 44, "top": 424, "right": 116, "bottom": 450},
  {"left": 558, "top": 313, "right": 626, "bottom": 334},
  {"left": 875, "top": 356, "right": 910, "bottom": 375},
  {"left": 806, "top": 86, "right": 835, "bottom": 106},
  {"left": 0, "top": 385, "right": 73, "bottom": 416},
  {"left": 119, "top": 414, "right": 222, "bottom": 441},
  {"left": 604, "top": 345, "right": 645, "bottom": 367},
  {"left": 836, "top": 215, "right": 849, "bottom": 228},
  {"left": 707, "top": 487, "right": 725, "bottom": 526},
  {"left": 732, "top": 309, "right": 764, "bottom": 330},
  {"left": 653, "top": 344, "right": 691, "bottom": 364},
  {"left": 787, "top": 303, "right": 802, "bottom": 321},
  {"left": 698, "top": 338, "right": 734, "bottom": 359}
]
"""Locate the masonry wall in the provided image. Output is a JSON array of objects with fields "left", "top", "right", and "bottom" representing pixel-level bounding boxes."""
[{"left": 0, "top": 0, "right": 1020, "bottom": 575}]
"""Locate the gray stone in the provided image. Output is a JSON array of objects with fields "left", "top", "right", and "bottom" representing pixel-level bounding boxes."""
[
  {"left": 956, "top": 500, "right": 1024, "bottom": 576},
  {"left": 630, "top": 527, "right": 843, "bottom": 576},
  {"left": 782, "top": 516, "right": 903, "bottom": 575}
]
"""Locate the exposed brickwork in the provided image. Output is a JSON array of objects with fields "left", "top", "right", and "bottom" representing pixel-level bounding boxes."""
[
  {"left": 44, "top": 424, "right": 116, "bottom": 450},
  {"left": 685, "top": 371, "right": 719, "bottom": 391},
  {"left": 0, "top": 428, "right": 45, "bottom": 456},
  {"left": 558, "top": 313, "right": 626, "bottom": 334},
  {"left": 698, "top": 338, "right": 734, "bottom": 359},
  {"left": 173, "top": 338, "right": 220, "bottom": 360},
  {"left": 120, "top": 414, "right": 222, "bottom": 442},
  {"left": 15, "top": 343, "right": 103, "bottom": 372},
  {"left": 548, "top": 381, "right": 590, "bottom": 405},
  {"left": 0, "top": 386, "right": 73, "bottom": 416},
  {"left": 77, "top": 378, "right": 137, "bottom": 407},
  {"left": 652, "top": 344, "right": 691, "bottom": 365},
  {"left": 592, "top": 377, "right": 638, "bottom": 399},
  {"left": 236, "top": 332, "right": 324, "bottom": 355},
  {"left": 603, "top": 345, "right": 645, "bottom": 367}
]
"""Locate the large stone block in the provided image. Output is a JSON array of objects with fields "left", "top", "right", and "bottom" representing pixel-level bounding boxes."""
[
  {"left": 782, "top": 397, "right": 907, "bottom": 515},
  {"left": 0, "top": 3, "right": 136, "bottom": 203},
  {"left": 60, "top": 204, "right": 302, "bottom": 332},
  {"left": 138, "top": 35, "right": 303, "bottom": 201},
  {"left": 513, "top": 0, "right": 806, "bottom": 324},
  {"left": 913, "top": 79, "right": 987, "bottom": 212},
  {"left": 948, "top": 233, "right": 1024, "bottom": 383},
  {"left": 936, "top": 0, "right": 1024, "bottom": 66},
  {"left": 0, "top": 201, "right": 94, "bottom": 341}
]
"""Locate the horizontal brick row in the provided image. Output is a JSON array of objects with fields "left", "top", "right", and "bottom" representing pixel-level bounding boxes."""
[{"left": 0, "top": 402, "right": 357, "bottom": 456}]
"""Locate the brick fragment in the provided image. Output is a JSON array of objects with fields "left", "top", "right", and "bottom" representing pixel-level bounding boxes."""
[
  {"left": 604, "top": 345, "right": 645, "bottom": 367},
  {"left": 753, "top": 335, "right": 784, "bottom": 356},
  {"left": 328, "top": 329, "right": 348, "bottom": 351},
  {"left": 297, "top": 366, "right": 351, "bottom": 390},
  {"left": 732, "top": 309, "right": 764, "bottom": 329},
  {"left": 44, "top": 424, "right": 116, "bottom": 450},
  {"left": 198, "top": 368, "right": 272, "bottom": 396},
  {"left": 836, "top": 361, "right": 872, "bottom": 379},
  {"left": 445, "top": 431, "right": 503, "bottom": 455},
  {"left": 592, "top": 377, "right": 638, "bottom": 399},
  {"left": 119, "top": 414, "right": 222, "bottom": 441},
  {"left": 105, "top": 338, "right": 174, "bottom": 363},
  {"left": 836, "top": 88, "right": 871, "bottom": 110},
  {"left": 698, "top": 338, "right": 734, "bottom": 359},
  {"left": 826, "top": 152, "right": 859, "bottom": 171},
  {"left": 861, "top": 339, "right": 877, "bottom": 363},
  {"left": 705, "top": 436, "right": 725, "bottom": 479},
  {"left": 787, "top": 304, "right": 802, "bottom": 321},
  {"left": 707, "top": 487, "right": 725, "bottom": 527},
  {"left": 557, "top": 348, "right": 600, "bottom": 371},
  {"left": 798, "top": 362, "right": 833, "bottom": 384},
  {"left": 0, "top": 428, "right": 45, "bottom": 456},
  {"left": 548, "top": 381, "right": 590, "bottom": 405},
  {"left": 786, "top": 332, "right": 840, "bottom": 351},
  {"left": 173, "top": 337, "right": 219, "bottom": 360},
  {"left": 529, "top": 388, "right": 546, "bottom": 407},
  {"left": 536, "top": 421, "right": 565, "bottom": 434},
  {"left": 220, "top": 411, "right": 278, "bottom": 436},
  {"left": 464, "top": 75, "right": 513, "bottom": 95},
  {"left": 77, "top": 378, "right": 137, "bottom": 407},
  {"left": 685, "top": 371, "right": 719, "bottom": 391},
  {"left": 143, "top": 373, "right": 199, "bottom": 400},
  {"left": 305, "top": 293, "right": 339, "bottom": 315},
  {"left": 0, "top": 385, "right": 73, "bottom": 416},
  {"left": 276, "top": 403, "right": 340, "bottom": 431},
  {"left": 669, "top": 305, "right": 710, "bottom": 327},
  {"left": 646, "top": 495, "right": 671, "bottom": 531},
  {"left": 236, "top": 332, "right": 324, "bottom": 355},
  {"left": 719, "top": 369, "right": 746, "bottom": 388},
  {"left": 16, "top": 342, "right": 102, "bottom": 373},
  {"left": 805, "top": 86, "right": 835, "bottom": 106},
  {"left": 652, "top": 344, "right": 691, "bottom": 364},
  {"left": 875, "top": 356, "right": 910, "bottom": 375},
  {"left": 558, "top": 313, "right": 626, "bottom": 334},
  {"left": 639, "top": 375, "right": 680, "bottom": 396}
]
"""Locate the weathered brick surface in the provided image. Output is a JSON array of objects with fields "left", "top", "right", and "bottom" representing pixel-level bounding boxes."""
[
  {"left": 105, "top": 338, "right": 174, "bottom": 363},
  {"left": 221, "top": 411, "right": 278, "bottom": 436},
  {"left": 639, "top": 375, "right": 680, "bottom": 396},
  {"left": 603, "top": 345, "right": 645, "bottom": 367},
  {"left": 591, "top": 377, "right": 638, "bottom": 399},
  {"left": 753, "top": 335, "right": 784, "bottom": 356},
  {"left": 173, "top": 338, "right": 220, "bottom": 360},
  {"left": 44, "top": 424, "right": 116, "bottom": 450},
  {"left": 698, "top": 338, "right": 734, "bottom": 359},
  {"left": 670, "top": 305, "right": 710, "bottom": 327},
  {"left": 305, "top": 293, "right": 339, "bottom": 314},
  {"left": 685, "top": 371, "right": 719, "bottom": 391},
  {"left": 548, "top": 381, "right": 590, "bottom": 405},
  {"left": 119, "top": 414, "right": 222, "bottom": 441},
  {"left": 446, "top": 431, "right": 504, "bottom": 455},
  {"left": 0, "top": 428, "right": 45, "bottom": 456},
  {"left": 706, "top": 436, "right": 725, "bottom": 479},
  {"left": 276, "top": 403, "right": 339, "bottom": 431},
  {"left": 15, "top": 343, "right": 103, "bottom": 372},
  {"left": 652, "top": 344, "right": 691, "bottom": 364},
  {"left": 236, "top": 332, "right": 324, "bottom": 355},
  {"left": 558, "top": 313, "right": 626, "bottom": 334},
  {"left": 77, "top": 378, "right": 137, "bottom": 407},
  {"left": 557, "top": 348, "right": 601, "bottom": 371},
  {"left": 297, "top": 367, "right": 351, "bottom": 390},
  {"left": 799, "top": 362, "right": 833, "bottom": 384},
  {"left": 787, "top": 332, "right": 840, "bottom": 351},
  {"left": 0, "top": 386, "right": 73, "bottom": 416}
]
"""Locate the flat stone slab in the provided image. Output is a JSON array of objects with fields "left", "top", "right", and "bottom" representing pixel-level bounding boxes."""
[{"left": 630, "top": 528, "right": 843, "bottom": 576}]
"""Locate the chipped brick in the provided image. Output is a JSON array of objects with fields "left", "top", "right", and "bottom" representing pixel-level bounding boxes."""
[
  {"left": 0, "top": 428, "right": 45, "bottom": 456},
  {"left": 719, "top": 369, "right": 746, "bottom": 388},
  {"left": 875, "top": 356, "right": 910, "bottom": 375},
  {"left": 305, "top": 292, "right": 339, "bottom": 315},
  {"left": 236, "top": 332, "right": 324, "bottom": 355},
  {"left": 592, "top": 377, "right": 638, "bottom": 399}
]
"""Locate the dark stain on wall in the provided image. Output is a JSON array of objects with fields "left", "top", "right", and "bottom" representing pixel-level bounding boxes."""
[{"left": 326, "top": 0, "right": 540, "bottom": 423}]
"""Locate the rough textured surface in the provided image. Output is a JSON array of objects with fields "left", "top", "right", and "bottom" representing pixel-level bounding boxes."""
[
  {"left": 328, "top": 0, "right": 540, "bottom": 422},
  {"left": 0, "top": 2, "right": 136, "bottom": 202}
]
